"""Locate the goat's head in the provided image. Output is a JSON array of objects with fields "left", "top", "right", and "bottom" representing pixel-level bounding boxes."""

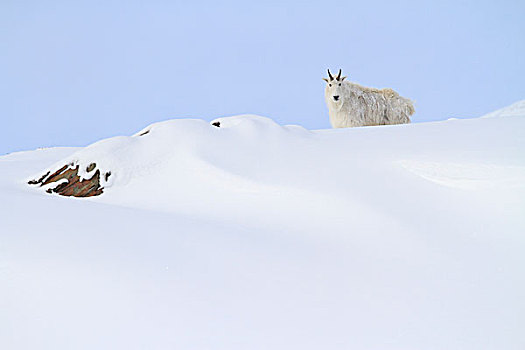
[{"left": 323, "top": 69, "right": 346, "bottom": 103}]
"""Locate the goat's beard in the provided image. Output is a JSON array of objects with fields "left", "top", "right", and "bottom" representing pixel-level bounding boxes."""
[{"left": 329, "top": 98, "right": 343, "bottom": 111}]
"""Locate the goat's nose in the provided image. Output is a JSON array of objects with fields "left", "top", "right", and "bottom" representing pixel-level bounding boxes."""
[{"left": 333, "top": 95, "right": 339, "bottom": 101}]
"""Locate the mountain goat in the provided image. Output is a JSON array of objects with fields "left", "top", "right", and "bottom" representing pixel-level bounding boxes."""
[{"left": 323, "top": 69, "right": 414, "bottom": 128}]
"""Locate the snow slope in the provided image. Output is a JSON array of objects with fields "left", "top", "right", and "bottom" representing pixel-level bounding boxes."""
[
  {"left": 1, "top": 102, "right": 524, "bottom": 349},
  {"left": 481, "top": 99, "right": 525, "bottom": 119}
]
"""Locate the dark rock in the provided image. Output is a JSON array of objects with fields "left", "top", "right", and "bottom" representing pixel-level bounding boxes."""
[
  {"left": 28, "top": 163, "right": 105, "bottom": 197},
  {"left": 86, "top": 163, "right": 96, "bottom": 172},
  {"left": 28, "top": 171, "right": 50, "bottom": 185}
]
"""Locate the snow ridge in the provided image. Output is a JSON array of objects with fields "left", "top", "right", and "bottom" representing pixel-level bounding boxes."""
[{"left": 481, "top": 99, "right": 525, "bottom": 118}]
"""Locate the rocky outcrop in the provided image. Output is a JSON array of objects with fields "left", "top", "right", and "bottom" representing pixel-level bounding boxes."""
[{"left": 28, "top": 163, "right": 110, "bottom": 197}]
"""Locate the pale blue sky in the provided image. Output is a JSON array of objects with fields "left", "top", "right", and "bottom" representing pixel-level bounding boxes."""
[{"left": 1, "top": 0, "right": 524, "bottom": 154}]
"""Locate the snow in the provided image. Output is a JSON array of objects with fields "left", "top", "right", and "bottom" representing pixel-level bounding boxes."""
[
  {"left": 481, "top": 99, "right": 525, "bottom": 118},
  {"left": 1, "top": 101, "right": 525, "bottom": 349}
]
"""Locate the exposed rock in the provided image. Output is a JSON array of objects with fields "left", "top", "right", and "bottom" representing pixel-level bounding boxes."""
[
  {"left": 211, "top": 121, "right": 221, "bottom": 127},
  {"left": 28, "top": 163, "right": 108, "bottom": 197},
  {"left": 28, "top": 171, "right": 50, "bottom": 185}
]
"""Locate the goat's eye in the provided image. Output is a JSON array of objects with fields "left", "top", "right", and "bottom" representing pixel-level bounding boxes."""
[{"left": 329, "top": 84, "right": 332, "bottom": 87}]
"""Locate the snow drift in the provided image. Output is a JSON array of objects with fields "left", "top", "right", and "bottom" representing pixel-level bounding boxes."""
[{"left": 2, "top": 101, "right": 525, "bottom": 349}]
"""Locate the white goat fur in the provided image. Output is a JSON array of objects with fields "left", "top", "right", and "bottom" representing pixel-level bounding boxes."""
[{"left": 324, "top": 70, "right": 414, "bottom": 128}]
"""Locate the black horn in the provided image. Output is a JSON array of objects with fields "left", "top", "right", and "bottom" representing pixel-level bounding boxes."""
[
  {"left": 336, "top": 69, "right": 342, "bottom": 81},
  {"left": 327, "top": 69, "right": 334, "bottom": 81}
]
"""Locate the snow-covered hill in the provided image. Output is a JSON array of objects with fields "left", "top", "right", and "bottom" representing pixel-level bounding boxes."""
[
  {"left": 481, "top": 99, "right": 525, "bottom": 118},
  {"left": 1, "top": 102, "right": 524, "bottom": 349}
]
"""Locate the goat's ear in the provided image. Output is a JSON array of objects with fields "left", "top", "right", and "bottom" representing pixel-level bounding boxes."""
[
  {"left": 323, "top": 78, "right": 329, "bottom": 83},
  {"left": 341, "top": 76, "right": 347, "bottom": 81}
]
